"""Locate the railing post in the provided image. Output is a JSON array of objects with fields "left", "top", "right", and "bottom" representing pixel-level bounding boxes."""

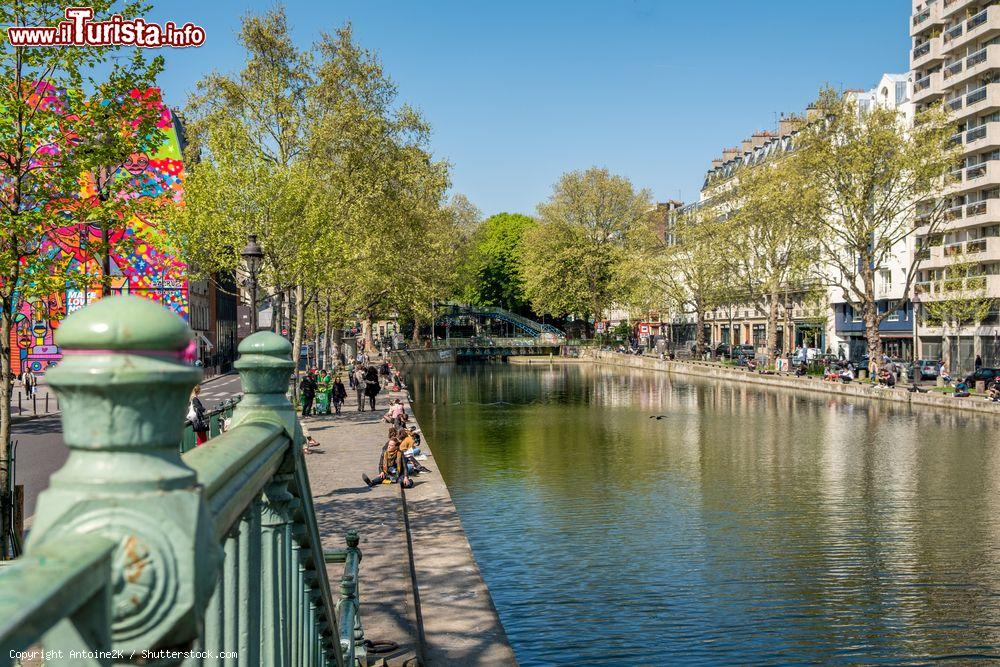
[
  {"left": 259, "top": 474, "right": 297, "bottom": 664},
  {"left": 27, "top": 295, "right": 221, "bottom": 654}
]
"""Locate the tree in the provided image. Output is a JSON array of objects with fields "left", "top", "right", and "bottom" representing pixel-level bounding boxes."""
[
  {"left": 795, "top": 88, "right": 959, "bottom": 362},
  {"left": 727, "top": 155, "right": 818, "bottom": 363},
  {"left": 627, "top": 206, "right": 732, "bottom": 356},
  {"left": 460, "top": 213, "right": 536, "bottom": 312},
  {"left": 0, "top": 0, "right": 163, "bottom": 557},
  {"left": 923, "top": 258, "right": 993, "bottom": 370},
  {"left": 522, "top": 167, "right": 653, "bottom": 330}
]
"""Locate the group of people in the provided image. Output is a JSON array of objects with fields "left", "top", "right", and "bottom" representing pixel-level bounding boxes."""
[
  {"left": 16, "top": 370, "right": 38, "bottom": 398},
  {"left": 362, "top": 407, "right": 430, "bottom": 489},
  {"left": 299, "top": 369, "right": 349, "bottom": 417}
]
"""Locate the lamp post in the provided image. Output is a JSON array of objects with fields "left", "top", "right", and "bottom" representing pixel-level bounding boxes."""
[{"left": 241, "top": 234, "right": 263, "bottom": 332}]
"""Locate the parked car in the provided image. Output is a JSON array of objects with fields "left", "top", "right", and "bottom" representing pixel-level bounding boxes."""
[
  {"left": 964, "top": 367, "right": 1000, "bottom": 386},
  {"left": 911, "top": 359, "right": 941, "bottom": 380},
  {"left": 714, "top": 343, "right": 735, "bottom": 358}
]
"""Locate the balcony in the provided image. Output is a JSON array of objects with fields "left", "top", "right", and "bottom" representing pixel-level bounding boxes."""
[
  {"left": 951, "top": 82, "right": 1000, "bottom": 121},
  {"left": 942, "top": 0, "right": 979, "bottom": 20},
  {"left": 941, "top": 4, "right": 1000, "bottom": 54},
  {"left": 912, "top": 36, "right": 944, "bottom": 68},
  {"left": 943, "top": 21, "right": 964, "bottom": 43},
  {"left": 944, "top": 241, "right": 965, "bottom": 255},
  {"left": 941, "top": 44, "right": 999, "bottom": 89},
  {"left": 967, "top": 200, "right": 988, "bottom": 216},
  {"left": 913, "top": 1, "right": 944, "bottom": 36},
  {"left": 967, "top": 238, "right": 988, "bottom": 252},
  {"left": 961, "top": 121, "right": 1000, "bottom": 154},
  {"left": 914, "top": 71, "right": 945, "bottom": 103}
]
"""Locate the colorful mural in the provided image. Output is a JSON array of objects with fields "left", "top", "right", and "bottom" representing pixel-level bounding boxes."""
[{"left": 10, "top": 88, "right": 188, "bottom": 375}]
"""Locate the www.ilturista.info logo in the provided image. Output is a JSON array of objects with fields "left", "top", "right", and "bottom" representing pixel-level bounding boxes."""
[{"left": 7, "top": 7, "right": 205, "bottom": 48}]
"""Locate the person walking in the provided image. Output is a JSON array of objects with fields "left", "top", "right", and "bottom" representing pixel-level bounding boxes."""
[
  {"left": 354, "top": 366, "right": 367, "bottom": 412},
  {"left": 364, "top": 364, "right": 380, "bottom": 411},
  {"left": 23, "top": 370, "right": 34, "bottom": 398},
  {"left": 299, "top": 371, "right": 317, "bottom": 417},
  {"left": 975, "top": 354, "right": 983, "bottom": 370},
  {"left": 188, "top": 385, "right": 209, "bottom": 446},
  {"left": 332, "top": 377, "right": 347, "bottom": 414}
]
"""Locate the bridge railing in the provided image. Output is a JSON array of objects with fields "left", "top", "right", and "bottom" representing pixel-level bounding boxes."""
[
  {"left": 0, "top": 296, "right": 357, "bottom": 667},
  {"left": 432, "top": 336, "right": 562, "bottom": 349}
]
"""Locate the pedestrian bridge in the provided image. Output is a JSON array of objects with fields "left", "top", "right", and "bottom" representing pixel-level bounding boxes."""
[
  {"left": 437, "top": 303, "right": 564, "bottom": 339},
  {"left": 433, "top": 337, "right": 562, "bottom": 359},
  {"left": 0, "top": 296, "right": 365, "bottom": 666}
]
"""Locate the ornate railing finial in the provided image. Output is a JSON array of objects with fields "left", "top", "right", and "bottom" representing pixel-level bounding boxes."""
[
  {"left": 28, "top": 295, "right": 220, "bottom": 653},
  {"left": 231, "top": 330, "right": 296, "bottom": 435}
]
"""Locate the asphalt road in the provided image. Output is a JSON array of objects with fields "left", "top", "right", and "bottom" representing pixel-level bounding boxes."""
[{"left": 14, "top": 371, "right": 244, "bottom": 523}]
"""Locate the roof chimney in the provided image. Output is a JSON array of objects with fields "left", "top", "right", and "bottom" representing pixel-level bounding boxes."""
[
  {"left": 741, "top": 139, "right": 754, "bottom": 154},
  {"left": 721, "top": 147, "right": 740, "bottom": 162},
  {"left": 778, "top": 114, "right": 802, "bottom": 136},
  {"left": 711, "top": 159, "right": 723, "bottom": 169}
]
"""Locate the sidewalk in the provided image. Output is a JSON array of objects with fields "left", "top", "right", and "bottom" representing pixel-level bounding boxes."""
[
  {"left": 302, "top": 389, "right": 420, "bottom": 667},
  {"left": 302, "top": 380, "right": 517, "bottom": 666}
]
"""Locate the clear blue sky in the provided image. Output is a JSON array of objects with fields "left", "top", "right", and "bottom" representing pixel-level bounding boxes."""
[{"left": 147, "top": 0, "right": 912, "bottom": 217}]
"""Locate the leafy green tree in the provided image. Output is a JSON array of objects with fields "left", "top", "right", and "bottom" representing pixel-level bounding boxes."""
[
  {"left": 795, "top": 88, "right": 959, "bottom": 361},
  {"left": 726, "top": 154, "right": 819, "bottom": 363},
  {"left": 522, "top": 167, "right": 653, "bottom": 330},
  {"left": 461, "top": 213, "right": 536, "bottom": 312},
  {"left": 0, "top": 0, "right": 163, "bottom": 556},
  {"left": 627, "top": 206, "right": 733, "bottom": 356}
]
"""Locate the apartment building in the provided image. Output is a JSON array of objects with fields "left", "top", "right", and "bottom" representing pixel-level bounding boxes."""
[
  {"left": 828, "top": 75, "right": 918, "bottom": 362},
  {"left": 693, "top": 117, "right": 831, "bottom": 354},
  {"left": 911, "top": 0, "right": 1000, "bottom": 371}
]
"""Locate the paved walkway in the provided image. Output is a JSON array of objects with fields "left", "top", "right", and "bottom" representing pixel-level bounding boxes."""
[
  {"left": 302, "top": 387, "right": 420, "bottom": 667},
  {"left": 302, "top": 376, "right": 517, "bottom": 666}
]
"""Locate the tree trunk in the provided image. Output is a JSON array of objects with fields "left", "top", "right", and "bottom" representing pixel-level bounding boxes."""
[
  {"left": 333, "top": 329, "right": 344, "bottom": 366},
  {"left": 363, "top": 313, "right": 375, "bottom": 352},
  {"left": 694, "top": 308, "right": 706, "bottom": 358},
  {"left": 312, "top": 298, "right": 321, "bottom": 369},
  {"left": 863, "top": 300, "right": 882, "bottom": 374},
  {"left": 766, "top": 287, "right": 780, "bottom": 367},
  {"left": 412, "top": 316, "right": 421, "bottom": 343},
  {"left": 861, "top": 266, "right": 882, "bottom": 372},
  {"left": 0, "top": 306, "right": 12, "bottom": 559},
  {"left": 291, "top": 284, "right": 306, "bottom": 401},
  {"left": 272, "top": 290, "right": 283, "bottom": 335},
  {"left": 323, "top": 297, "right": 332, "bottom": 370}
]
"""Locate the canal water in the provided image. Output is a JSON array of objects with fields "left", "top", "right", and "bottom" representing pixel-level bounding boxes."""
[{"left": 405, "top": 361, "right": 1000, "bottom": 666}]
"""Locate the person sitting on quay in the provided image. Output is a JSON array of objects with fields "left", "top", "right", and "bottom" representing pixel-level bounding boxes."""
[
  {"left": 876, "top": 367, "right": 896, "bottom": 388},
  {"left": 839, "top": 365, "right": 855, "bottom": 383},
  {"left": 362, "top": 438, "right": 413, "bottom": 489},
  {"left": 987, "top": 375, "right": 1000, "bottom": 402},
  {"left": 954, "top": 378, "right": 971, "bottom": 398},
  {"left": 382, "top": 398, "right": 405, "bottom": 426},
  {"left": 331, "top": 376, "right": 347, "bottom": 414}
]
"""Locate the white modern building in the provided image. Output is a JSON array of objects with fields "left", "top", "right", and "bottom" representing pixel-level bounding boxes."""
[{"left": 911, "top": 0, "right": 1000, "bottom": 371}]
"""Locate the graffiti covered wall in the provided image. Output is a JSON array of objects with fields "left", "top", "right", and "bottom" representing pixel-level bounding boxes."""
[{"left": 11, "top": 89, "right": 188, "bottom": 376}]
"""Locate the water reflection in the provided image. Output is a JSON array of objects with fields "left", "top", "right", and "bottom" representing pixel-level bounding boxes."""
[{"left": 406, "top": 363, "right": 1000, "bottom": 666}]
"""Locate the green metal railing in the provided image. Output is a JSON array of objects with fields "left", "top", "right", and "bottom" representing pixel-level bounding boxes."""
[
  {"left": 0, "top": 296, "right": 363, "bottom": 666},
  {"left": 180, "top": 395, "right": 242, "bottom": 452}
]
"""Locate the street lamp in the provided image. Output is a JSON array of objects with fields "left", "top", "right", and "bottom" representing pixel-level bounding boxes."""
[{"left": 241, "top": 234, "right": 263, "bottom": 332}]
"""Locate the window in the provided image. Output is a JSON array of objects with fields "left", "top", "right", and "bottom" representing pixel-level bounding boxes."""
[
  {"left": 879, "top": 269, "right": 892, "bottom": 293},
  {"left": 851, "top": 307, "right": 863, "bottom": 323},
  {"left": 887, "top": 310, "right": 900, "bottom": 322}
]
